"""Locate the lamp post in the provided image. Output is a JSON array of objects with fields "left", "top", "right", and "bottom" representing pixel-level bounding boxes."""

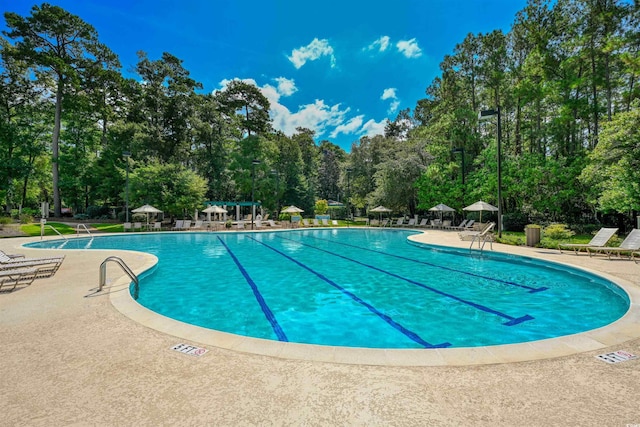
[
  {"left": 346, "top": 167, "right": 353, "bottom": 225},
  {"left": 478, "top": 107, "right": 502, "bottom": 237},
  {"left": 123, "top": 151, "right": 131, "bottom": 222},
  {"left": 451, "top": 147, "right": 465, "bottom": 206},
  {"left": 251, "top": 159, "right": 260, "bottom": 230},
  {"left": 270, "top": 169, "right": 279, "bottom": 219}
]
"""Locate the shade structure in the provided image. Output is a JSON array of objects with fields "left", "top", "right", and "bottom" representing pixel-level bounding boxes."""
[
  {"left": 282, "top": 205, "right": 304, "bottom": 214},
  {"left": 203, "top": 205, "right": 227, "bottom": 222},
  {"left": 369, "top": 205, "right": 392, "bottom": 226},
  {"left": 429, "top": 203, "right": 455, "bottom": 221},
  {"left": 370, "top": 205, "right": 392, "bottom": 213},
  {"left": 463, "top": 200, "right": 498, "bottom": 223},
  {"left": 131, "top": 204, "right": 163, "bottom": 227}
]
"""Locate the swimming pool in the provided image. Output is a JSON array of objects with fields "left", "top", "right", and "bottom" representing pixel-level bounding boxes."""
[{"left": 28, "top": 229, "right": 630, "bottom": 349}]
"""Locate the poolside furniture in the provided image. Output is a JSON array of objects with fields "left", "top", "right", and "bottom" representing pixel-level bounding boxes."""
[
  {"left": 192, "top": 220, "right": 204, "bottom": 230},
  {"left": 459, "top": 222, "right": 495, "bottom": 241},
  {"left": 0, "top": 267, "right": 41, "bottom": 292},
  {"left": 332, "top": 220, "right": 339, "bottom": 226},
  {"left": 237, "top": 221, "right": 245, "bottom": 230},
  {"left": 633, "top": 251, "right": 640, "bottom": 264},
  {"left": 133, "top": 222, "right": 142, "bottom": 231},
  {"left": 558, "top": 227, "right": 619, "bottom": 255},
  {"left": 182, "top": 220, "right": 191, "bottom": 230},
  {"left": 448, "top": 219, "right": 468, "bottom": 230},
  {"left": 267, "top": 220, "right": 280, "bottom": 228},
  {"left": 469, "top": 222, "right": 496, "bottom": 249},
  {"left": 302, "top": 219, "right": 310, "bottom": 227},
  {"left": 586, "top": 229, "right": 640, "bottom": 259},
  {"left": 417, "top": 218, "right": 428, "bottom": 228},
  {"left": 407, "top": 218, "right": 416, "bottom": 227},
  {"left": 321, "top": 219, "right": 329, "bottom": 226},
  {"left": 123, "top": 222, "right": 132, "bottom": 232},
  {"left": 392, "top": 218, "right": 404, "bottom": 227},
  {"left": 153, "top": 222, "right": 162, "bottom": 231},
  {"left": 172, "top": 220, "right": 184, "bottom": 230},
  {"left": 0, "top": 251, "right": 65, "bottom": 268},
  {"left": 0, "top": 256, "right": 64, "bottom": 278},
  {"left": 464, "top": 220, "right": 475, "bottom": 230}
]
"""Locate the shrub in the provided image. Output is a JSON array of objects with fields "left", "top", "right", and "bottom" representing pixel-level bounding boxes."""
[
  {"left": 544, "top": 223, "right": 575, "bottom": 240},
  {"left": 502, "top": 212, "right": 529, "bottom": 232},
  {"left": 86, "top": 205, "right": 110, "bottom": 219},
  {"left": 19, "top": 213, "right": 34, "bottom": 224},
  {"left": 0, "top": 216, "right": 12, "bottom": 225}
]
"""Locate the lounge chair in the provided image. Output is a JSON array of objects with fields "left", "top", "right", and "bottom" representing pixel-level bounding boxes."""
[
  {"left": 321, "top": 219, "right": 329, "bottom": 226},
  {"left": 464, "top": 220, "right": 475, "bottom": 230},
  {"left": 267, "top": 220, "right": 279, "bottom": 228},
  {"left": 459, "top": 222, "right": 494, "bottom": 241},
  {"left": 133, "top": 222, "right": 142, "bottom": 231},
  {"left": 633, "top": 251, "right": 640, "bottom": 264},
  {"left": 417, "top": 218, "right": 428, "bottom": 228},
  {"left": 448, "top": 219, "right": 468, "bottom": 230},
  {"left": 0, "top": 251, "right": 65, "bottom": 268},
  {"left": 0, "top": 256, "right": 64, "bottom": 278},
  {"left": 236, "top": 221, "right": 245, "bottom": 230},
  {"left": 586, "top": 229, "right": 640, "bottom": 259},
  {"left": 469, "top": 222, "right": 496, "bottom": 249},
  {"left": 182, "top": 220, "right": 191, "bottom": 230},
  {"left": 558, "top": 227, "right": 619, "bottom": 255},
  {"left": 332, "top": 220, "right": 339, "bottom": 226},
  {"left": 192, "top": 220, "right": 204, "bottom": 230},
  {"left": 153, "top": 222, "right": 162, "bottom": 231},
  {"left": 172, "top": 220, "right": 184, "bottom": 230},
  {"left": 255, "top": 219, "right": 263, "bottom": 229},
  {"left": 392, "top": 218, "right": 404, "bottom": 227},
  {"left": 302, "top": 219, "right": 310, "bottom": 227},
  {"left": 123, "top": 222, "right": 132, "bottom": 232},
  {"left": 407, "top": 218, "right": 416, "bottom": 227},
  {"left": 0, "top": 267, "right": 41, "bottom": 292}
]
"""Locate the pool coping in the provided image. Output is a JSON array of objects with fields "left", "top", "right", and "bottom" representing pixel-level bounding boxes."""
[{"left": 96, "top": 228, "right": 640, "bottom": 366}]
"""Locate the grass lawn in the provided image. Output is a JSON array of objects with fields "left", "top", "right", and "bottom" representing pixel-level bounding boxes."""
[{"left": 20, "top": 222, "right": 124, "bottom": 236}]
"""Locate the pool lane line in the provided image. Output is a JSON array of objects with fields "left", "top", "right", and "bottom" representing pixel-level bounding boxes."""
[
  {"left": 305, "top": 234, "right": 547, "bottom": 294},
  {"left": 217, "top": 237, "right": 288, "bottom": 342},
  {"left": 246, "top": 236, "right": 451, "bottom": 349},
  {"left": 275, "top": 235, "right": 534, "bottom": 327}
]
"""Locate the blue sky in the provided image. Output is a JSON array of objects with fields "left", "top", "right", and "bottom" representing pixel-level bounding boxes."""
[{"left": 2, "top": 0, "right": 528, "bottom": 151}]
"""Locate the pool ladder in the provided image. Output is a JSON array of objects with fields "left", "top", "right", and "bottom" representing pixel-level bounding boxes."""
[{"left": 99, "top": 256, "right": 139, "bottom": 299}]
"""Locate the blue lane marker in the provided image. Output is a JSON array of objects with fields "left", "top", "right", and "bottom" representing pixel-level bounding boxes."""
[
  {"left": 277, "top": 235, "right": 534, "bottom": 327},
  {"left": 217, "top": 237, "right": 288, "bottom": 342},
  {"left": 247, "top": 236, "right": 450, "bottom": 348},
  {"left": 308, "top": 234, "right": 547, "bottom": 293}
]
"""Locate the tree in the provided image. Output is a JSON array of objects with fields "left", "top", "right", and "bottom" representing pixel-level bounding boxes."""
[
  {"left": 218, "top": 80, "right": 271, "bottom": 137},
  {"left": 3, "top": 3, "right": 119, "bottom": 216}
]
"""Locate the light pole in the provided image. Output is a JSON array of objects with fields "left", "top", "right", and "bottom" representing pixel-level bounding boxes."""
[
  {"left": 251, "top": 159, "right": 260, "bottom": 230},
  {"left": 123, "top": 151, "right": 131, "bottom": 222},
  {"left": 270, "top": 169, "right": 279, "bottom": 219},
  {"left": 451, "top": 147, "right": 465, "bottom": 206},
  {"left": 346, "top": 167, "right": 353, "bottom": 225},
  {"left": 478, "top": 107, "right": 502, "bottom": 237}
]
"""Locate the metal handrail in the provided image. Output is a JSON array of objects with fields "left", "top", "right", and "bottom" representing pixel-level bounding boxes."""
[
  {"left": 99, "top": 256, "right": 139, "bottom": 299},
  {"left": 76, "top": 223, "right": 92, "bottom": 236},
  {"left": 47, "top": 225, "right": 68, "bottom": 240}
]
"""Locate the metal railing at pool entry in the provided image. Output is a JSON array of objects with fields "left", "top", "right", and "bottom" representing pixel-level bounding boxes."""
[
  {"left": 99, "top": 256, "right": 139, "bottom": 299},
  {"left": 76, "top": 223, "right": 92, "bottom": 236}
]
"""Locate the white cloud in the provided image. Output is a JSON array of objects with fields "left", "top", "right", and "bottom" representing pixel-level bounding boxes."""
[
  {"left": 381, "top": 87, "right": 400, "bottom": 114},
  {"left": 365, "top": 36, "right": 390, "bottom": 52},
  {"left": 359, "top": 119, "right": 387, "bottom": 138},
  {"left": 287, "top": 38, "right": 336, "bottom": 69},
  {"left": 216, "top": 77, "right": 386, "bottom": 143},
  {"left": 396, "top": 38, "right": 422, "bottom": 58},
  {"left": 330, "top": 115, "right": 364, "bottom": 138},
  {"left": 381, "top": 87, "right": 397, "bottom": 101},
  {"left": 274, "top": 77, "right": 297, "bottom": 97}
]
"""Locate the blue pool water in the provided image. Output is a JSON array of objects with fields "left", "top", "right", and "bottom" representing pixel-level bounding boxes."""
[{"left": 27, "top": 229, "right": 629, "bottom": 348}]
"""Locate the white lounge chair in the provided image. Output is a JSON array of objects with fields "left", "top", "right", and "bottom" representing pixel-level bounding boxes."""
[
  {"left": 417, "top": 218, "right": 429, "bottom": 228},
  {"left": 172, "top": 220, "right": 184, "bottom": 230},
  {"left": 302, "top": 219, "right": 310, "bottom": 227},
  {"left": 133, "top": 222, "right": 142, "bottom": 231},
  {"left": 321, "top": 219, "right": 329, "bottom": 226},
  {"left": 558, "top": 227, "right": 619, "bottom": 255},
  {"left": 153, "top": 222, "right": 162, "bottom": 231},
  {"left": 123, "top": 222, "right": 132, "bottom": 232},
  {"left": 392, "top": 218, "right": 404, "bottom": 227},
  {"left": 0, "top": 267, "right": 41, "bottom": 292},
  {"left": 587, "top": 229, "right": 640, "bottom": 259},
  {"left": 407, "top": 218, "right": 416, "bottom": 227},
  {"left": 313, "top": 219, "right": 320, "bottom": 226},
  {"left": 332, "top": 220, "right": 339, "bottom": 226},
  {"left": 0, "top": 251, "right": 65, "bottom": 274},
  {"left": 237, "top": 221, "right": 245, "bottom": 230}
]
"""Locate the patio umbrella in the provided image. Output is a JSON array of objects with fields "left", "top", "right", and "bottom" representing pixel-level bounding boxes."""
[
  {"left": 203, "top": 205, "right": 227, "bottom": 221},
  {"left": 428, "top": 203, "right": 455, "bottom": 222},
  {"left": 370, "top": 205, "right": 392, "bottom": 225},
  {"left": 132, "top": 204, "right": 163, "bottom": 227},
  {"left": 463, "top": 200, "right": 498, "bottom": 223},
  {"left": 282, "top": 205, "right": 304, "bottom": 214}
]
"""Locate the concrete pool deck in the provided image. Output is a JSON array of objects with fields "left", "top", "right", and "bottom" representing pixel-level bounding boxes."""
[{"left": 1, "top": 229, "right": 639, "bottom": 425}]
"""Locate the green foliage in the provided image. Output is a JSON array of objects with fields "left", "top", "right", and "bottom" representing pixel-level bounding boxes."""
[
  {"left": 543, "top": 224, "right": 575, "bottom": 240},
  {"left": 314, "top": 199, "right": 329, "bottom": 215},
  {"left": 0, "top": 216, "right": 12, "bottom": 225},
  {"left": 502, "top": 213, "right": 529, "bottom": 232}
]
